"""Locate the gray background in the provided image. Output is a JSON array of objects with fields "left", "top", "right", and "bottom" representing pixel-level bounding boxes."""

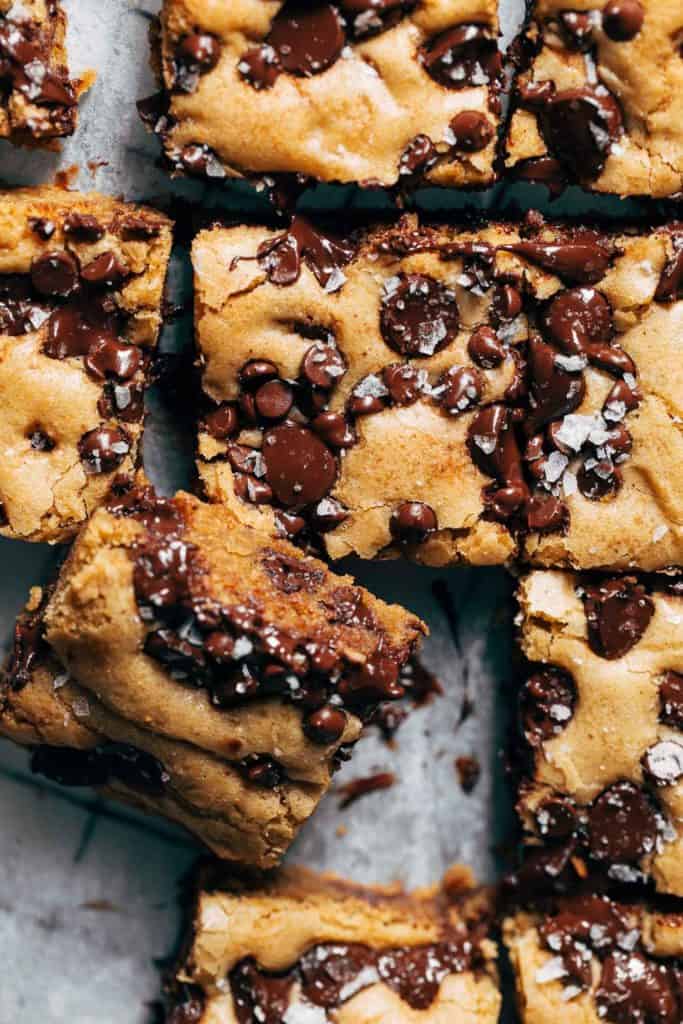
[{"left": 0, "top": 1, "right": 650, "bottom": 1021}]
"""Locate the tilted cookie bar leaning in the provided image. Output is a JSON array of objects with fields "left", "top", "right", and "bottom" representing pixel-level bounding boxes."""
[
  {"left": 194, "top": 213, "right": 683, "bottom": 571},
  {"left": 0, "top": 482, "right": 424, "bottom": 867},
  {"left": 0, "top": 187, "right": 172, "bottom": 542},
  {"left": 140, "top": 0, "right": 503, "bottom": 189},
  {"left": 166, "top": 862, "right": 501, "bottom": 1023}
]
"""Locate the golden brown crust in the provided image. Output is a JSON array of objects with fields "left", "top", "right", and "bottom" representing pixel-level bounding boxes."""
[
  {"left": 0, "top": 187, "right": 172, "bottom": 543},
  {"left": 151, "top": 0, "right": 501, "bottom": 187}
]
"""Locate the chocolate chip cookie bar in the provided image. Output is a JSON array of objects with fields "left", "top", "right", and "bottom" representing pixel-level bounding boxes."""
[
  {"left": 0, "top": 482, "right": 425, "bottom": 866},
  {"left": 505, "top": 887, "right": 683, "bottom": 1023},
  {"left": 194, "top": 213, "right": 683, "bottom": 570},
  {"left": 141, "top": 0, "right": 503, "bottom": 189},
  {"left": 166, "top": 863, "right": 501, "bottom": 1023},
  {"left": 505, "top": 0, "right": 683, "bottom": 197},
  {"left": 0, "top": 1, "right": 93, "bottom": 147},
  {"left": 514, "top": 569, "right": 683, "bottom": 898},
  {"left": 0, "top": 187, "right": 172, "bottom": 542}
]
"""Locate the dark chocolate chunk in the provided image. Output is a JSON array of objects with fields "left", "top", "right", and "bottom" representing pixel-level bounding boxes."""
[
  {"left": 380, "top": 273, "right": 458, "bottom": 357},
  {"left": 262, "top": 423, "right": 337, "bottom": 506},
  {"left": 582, "top": 577, "right": 654, "bottom": 659},
  {"left": 78, "top": 426, "right": 131, "bottom": 474},
  {"left": 448, "top": 110, "right": 494, "bottom": 152},
  {"left": 540, "top": 86, "right": 623, "bottom": 181},
  {"left": 520, "top": 666, "right": 576, "bottom": 745},
  {"left": 31, "top": 251, "right": 79, "bottom": 297},
  {"left": 602, "top": 0, "right": 644, "bottom": 42},
  {"left": 420, "top": 24, "right": 501, "bottom": 90},
  {"left": 587, "top": 780, "right": 660, "bottom": 866},
  {"left": 241, "top": 3, "right": 344, "bottom": 88}
]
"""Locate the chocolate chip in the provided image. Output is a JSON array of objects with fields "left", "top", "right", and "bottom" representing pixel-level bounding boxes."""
[
  {"left": 582, "top": 577, "right": 654, "bottom": 660},
  {"left": 31, "top": 251, "right": 79, "bottom": 297},
  {"left": 254, "top": 379, "right": 294, "bottom": 421},
  {"left": 78, "top": 426, "right": 131, "bottom": 474},
  {"left": 596, "top": 952, "right": 678, "bottom": 1024},
  {"left": 240, "top": 359, "right": 279, "bottom": 389},
  {"left": 28, "top": 429, "right": 55, "bottom": 452},
  {"left": 437, "top": 365, "right": 482, "bottom": 414},
  {"left": 514, "top": 156, "right": 567, "bottom": 196},
  {"left": 176, "top": 32, "right": 221, "bottom": 77},
  {"left": 540, "top": 86, "right": 623, "bottom": 180},
  {"left": 390, "top": 502, "right": 438, "bottom": 544},
  {"left": 312, "top": 497, "right": 349, "bottom": 530},
  {"left": 492, "top": 283, "right": 522, "bottom": 322},
  {"left": 546, "top": 286, "right": 613, "bottom": 350},
  {"left": 643, "top": 741, "right": 683, "bottom": 787},
  {"left": 399, "top": 134, "right": 437, "bottom": 176},
  {"left": 84, "top": 338, "right": 142, "bottom": 381},
  {"left": 303, "top": 705, "right": 348, "bottom": 744},
  {"left": 655, "top": 241, "right": 683, "bottom": 302},
  {"left": 80, "top": 251, "right": 129, "bottom": 288},
  {"left": 381, "top": 274, "right": 458, "bottom": 357},
  {"left": 577, "top": 459, "right": 622, "bottom": 501},
  {"left": 587, "top": 780, "right": 660, "bottom": 866},
  {"left": 526, "top": 494, "right": 568, "bottom": 532},
  {"left": 237, "top": 754, "right": 284, "bottom": 788},
  {"left": 467, "top": 404, "right": 529, "bottom": 520},
  {"left": 467, "top": 325, "right": 506, "bottom": 368},
  {"left": 420, "top": 25, "right": 501, "bottom": 89},
  {"left": 101, "top": 742, "right": 170, "bottom": 795},
  {"left": 263, "top": 423, "right": 337, "bottom": 505},
  {"left": 203, "top": 403, "right": 239, "bottom": 440},
  {"left": 660, "top": 671, "right": 683, "bottom": 730},
  {"left": 257, "top": 216, "right": 354, "bottom": 291},
  {"left": 520, "top": 667, "right": 576, "bottom": 744},
  {"left": 301, "top": 341, "right": 346, "bottom": 389},
  {"left": 179, "top": 144, "right": 226, "bottom": 179},
  {"left": 527, "top": 334, "right": 585, "bottom": 431},
  {"left": 28, "top": 218, "right": 55, "bottom": 240},
  {"left": 63, "top": 213, "right": 104, "bottom": 242},
  {"left": 448, "top": 110, "right": 494, "bottom": 152},
  {"left": 535, "top": 795, "right": 579, "bottom": 839},
  {"left": 31, "top": 746, "right": 110, "bottom": 788},
  {"left": 383, "top": 364, "right": 423, "bottom": 404},
  {"left": 602, "top": 0, "right": 644, "bottom": 41},
  {"left": 503, "top": 239, "right": 613, "bottom": 285},
  {"left": 245, "top": 1, "right": 345, "bottom": 87},
  {"left": 234, "top": 473, "right": 274, "bottom": 505},
  {"left": 311, "top": 411, "right": 356, "bottom": 448}
]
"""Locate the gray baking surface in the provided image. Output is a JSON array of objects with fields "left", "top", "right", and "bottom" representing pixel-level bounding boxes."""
[{"left": 0, "top": 1, "right": 647, "bottom": 1021}]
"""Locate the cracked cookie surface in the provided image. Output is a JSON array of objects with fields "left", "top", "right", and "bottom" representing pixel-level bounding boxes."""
[{"left": 0, "top": 187, "right": 172, "bottom": 542}]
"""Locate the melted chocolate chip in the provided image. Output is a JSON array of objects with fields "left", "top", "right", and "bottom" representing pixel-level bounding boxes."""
[
  {"left": 237, "top": 753, "right": 284, "bottom": 788},
  {"left": 659, "top": 671, "right": 683, "bottom": 730},
  {"left": 390, "top": 502, "right": 438, "bottom": 544},
  {"left": 84, "top": 338, "right": 142, "bottom": 381},
  {"left": 261, "top": 549, "right": 325, "bottom": 593},
  {"left": 399, "top": 134, "right": 437, "bottom": 177},
  {"left": 582, "top": 577, "right": 654, "bottom": 659},
  {"left": 28, "top": 428, "right": 55, "bottom": 452},
  {"left": 301, "top": 339, "right": 346, "bottom": 389},
  {"left": 28, "top": 218, "right": 55, "bottom": 240},
  {"left": 559, "top": 11, "right": 594, "bottom": 50},
  {"left": 262, "top": 422, "right": 337, "bottom": 505},
  {"left": 383, "top": 363, "right": 423, "bottom": 404},
  {"left": 420, "top": 24, "right": 501, "bottom": 90},
  {"left": 257, "top": 216, "right": 354, "bottom": 291},
  {"left": 303, "top": 705, "right": 348, "bottom": 744},
  {"left": 254, "top": 379, "right": 294, "bottom": 421},
  {"left": 540, "top": 86, "right": 623, "bottom": 181},
  {"left": 527, "top": 333, "right": 585, "bottom": 431},
  {"left": 602, "top": 0, "right": 644, "bottom": 42},
  {"left": 203, "top": 403, "right": 239, "bottom": 440},
  {"left": 31, "top": 742, "right": 169, "bottom": 794},
  {"left": 655, "top": 240, "right": 683, "bottom": 302},
  {"left": 545, "top": 286, "right": 613, "bottom": 351},
  {"left": 502, "top": 238, "right": 613, "bottom": 284},
  {"left": 596, "top": 951, "right": 678, "bottom": 1024},
  {"left": 535, "top": 794, "right": 579, "bottom": 839},
  {"left": 63, "top": 213, "right": 104, "bottom": 242},
  {"left": 241, "top": 2, "right": 344, "bottom": 88},
  {"left": 437, "top": 365, "right": 483, "bottom": 414},
  {"left": 520, "top": 666, "right": 576, "bottom": 744},
  {"left": 468, "top": 325, "right": 506, "bottom": 368},
  {"left": 380, "top": 273, "right": 458, "bottom": 357},
  {"left": 174, "top": 32, "right": 221, "bottom": 92},
  {"left": 467, "top": 404, "right": 529, "bottom": 522},
  {"left": 81, "top": 251, "right": 129, "bottom": 288},
  {"left": 311, "top": 411, "right": 356, "bottom": 448},
  {"left": 31, "top": 251, "right": 79, "bottom": 297},
  {"left": 78, "top": 426, "right": 131, "bottom": 474},
  {"left": 587, "top": 780, "right": 660, "bottom": 866},
  {"left": 448, "top": 110, "right": 494, "bottom": 152}
]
